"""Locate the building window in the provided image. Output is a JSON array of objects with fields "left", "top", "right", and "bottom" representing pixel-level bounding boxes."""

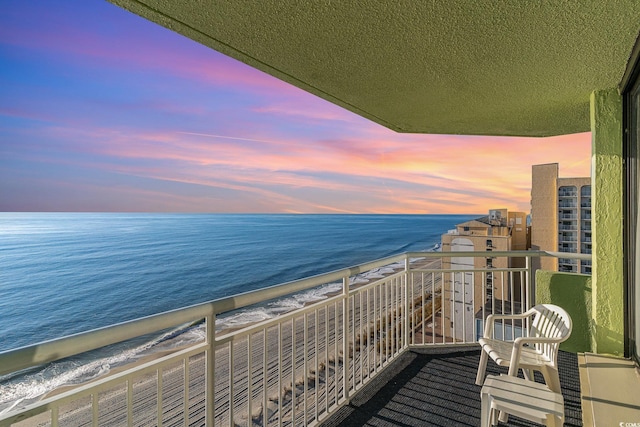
[{"left": 558, "top": 185, "right": 577, "bottom": 197}]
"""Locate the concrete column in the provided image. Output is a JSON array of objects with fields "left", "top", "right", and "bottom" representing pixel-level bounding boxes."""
[{"left": 590, "top": 88, "right": 624, "bottom": 355}]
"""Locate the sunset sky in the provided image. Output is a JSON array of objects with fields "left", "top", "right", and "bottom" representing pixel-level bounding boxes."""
[{"left": 0, "top": 1, "right": 591, "bottom": 214}]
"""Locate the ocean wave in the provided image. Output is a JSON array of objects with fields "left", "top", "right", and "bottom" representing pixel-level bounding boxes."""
[{"left": 215, "top": 261, "right": 411, "bottom": 331}]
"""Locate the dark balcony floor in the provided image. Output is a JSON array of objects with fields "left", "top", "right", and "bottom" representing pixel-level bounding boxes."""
[{"left": 322, "top": 346, "right": 582, "bottom": 427}]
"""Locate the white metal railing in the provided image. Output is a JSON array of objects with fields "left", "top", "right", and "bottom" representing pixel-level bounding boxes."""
[{"left": 0, "top": 251, "right": 589, "bottom": 427}]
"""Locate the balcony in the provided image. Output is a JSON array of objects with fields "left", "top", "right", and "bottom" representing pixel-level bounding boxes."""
[
  {"left": 559, "top": 214, "right": 578, "bottom": 220},
  {"left": 558, "top": 202, "right": 578, "bottom": 208},
  {"left": 0, "top": 250, "right": 596, "bottom": 426},
  {"left": 326, "top": 348, "right": 581, "bottom": 426}
]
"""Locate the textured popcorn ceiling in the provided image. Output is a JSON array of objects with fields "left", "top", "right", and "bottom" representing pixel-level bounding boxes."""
[{"left": 109, "top": 0, "right": 640, "bottom": 136}]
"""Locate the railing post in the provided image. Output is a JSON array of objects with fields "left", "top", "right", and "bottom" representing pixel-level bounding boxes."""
[
  {"left": 342, "top": 274, "right": 350, "bottom": 403},
  {"left": 525, "top": 254, "right": 533, "bottom": 310},
  {"left": 206, "top": 313, "right": 215, "bottom": 427}
]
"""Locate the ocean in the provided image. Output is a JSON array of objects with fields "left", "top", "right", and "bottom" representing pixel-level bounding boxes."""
[{"left": 0, "top": 212, "right": 476, "bottom": 412}]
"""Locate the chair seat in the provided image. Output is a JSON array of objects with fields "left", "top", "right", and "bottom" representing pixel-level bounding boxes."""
[{"left": 479, "top": 337, "right": 552, "bottom": 369}]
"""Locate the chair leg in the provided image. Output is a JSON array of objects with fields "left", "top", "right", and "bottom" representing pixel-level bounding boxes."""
[
  {"left": 480, "top": 393, "right": 492, "bottom": 427},
  {"left": 541, "top": 367, "right": 562, "bottom": 393},
  {"left": 523, "top": 368, "right": 534, "bottom": 381},
  {"left": 476, "top": 350, "right": 488, "bottom": 385}
]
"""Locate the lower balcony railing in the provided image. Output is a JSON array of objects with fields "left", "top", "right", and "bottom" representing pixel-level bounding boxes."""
[{"left": 0, "top": 250, "right": 586, "bottom": 427}]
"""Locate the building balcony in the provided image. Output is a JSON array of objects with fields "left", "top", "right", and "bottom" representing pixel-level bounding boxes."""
[
  {"left": 559, "top": 224, "right": 578, "bottom": 231},
  {"left": 558, "top": 234, "right": 578, "bottom": 241},
  {"left": 0, "top": 251, "right": 604, "bottom": 427},
  {"left": 559, "top": 214, "right": 578, "bottom": 220}
]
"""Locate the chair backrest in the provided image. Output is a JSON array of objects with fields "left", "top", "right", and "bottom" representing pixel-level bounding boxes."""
[{"left": 528, "top": 304, "right": 573, "bottom": 365}]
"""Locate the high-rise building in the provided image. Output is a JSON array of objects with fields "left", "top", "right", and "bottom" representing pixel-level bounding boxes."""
[
  {"left": 440, "top": 209, "right": 528, "bottom": 341},
  {"left": 531, "top": 163, "right": 592, "bottom": 274}
]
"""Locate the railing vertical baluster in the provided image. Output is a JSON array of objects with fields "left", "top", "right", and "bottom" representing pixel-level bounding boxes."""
[
  {"left": 398, "top": 276, "right": 402, "bottom": 351},
  {"left": 206, "top": 314, "right": 215, "bottom": 427},
  {"left": 292, "top": 318, "right": 296, "bottom": 426},
  {"left": 184, "top": 358, "right": 190, "bottom": 426},
  {"left": 390, "top": 279, "right": 394, "bottom": 355},
  {"left": 491, "top": 281, "right": 496, "bottom": 319},
  {"left": 440, "top": 271, "right": 445, "bottom": 344},
  {"left": 471, "top": 269, "right": 475, "bottom": 343},
  {"left": 390, "top": 278, "right": 394, "bottom": 354},
  {"left": 303, "top": 314, "right": 308, "bottom": 426},
  {"left": 367, "top": 288, "right": 372, "bottom": 377},
  {"left": 351, "top": 292, "right": 355, "bottom": 388},
  {"left": 373, "top": 285, "right": 377, "bottom": 373},
  {"left": 391, "top": 277, "right": 395, "bottom": 354},
  {"left": 52, "top": 405, "right": 58, "bottom": 427},
  {"left": 379, "top": 283, "right": 383, "bottom": 362},
  {"left": 526, "top": 254, "right": 532, "bottom": 313},
  {"left": 387, "top": 281, "right": 391, "bottom": 358},
  {"left": 429, "top": 272, "right": 433, "bottom": 344},
  {"left": 278, "top": 322, "right": 283, "bottom": 427},
  {"left": 509, "top": 270, "right": 515, "bottom": 340},
  {"left": 388, "top": 280, "right": 391, "bottom": 356},
  {"left": 315, "top": 308, "right": 319, "bottom": 423},
  {"left": 333, "top": 300, "right": 344, "bottom": 406},
  {"left": 462, "top": 272, "right": 467, "bottom": 343},
  {"left": 324, "top": 305, "right": 329, "bottom": 416},
  {"left": 422, "top": 272, "right": 426, "bottom": 345},
  {"left": 263, "top": 327, "right": 268, "bottom": 427},
  {"left": 395, "top": 277, "right": 400, "bottom": 352},
  {"left": 127, "top": 378, "right": 133, "bottom": 427},
  {"left": 364, "top": 288, "right": 368, "bottom": 376},
  {"left": 451, "top": 272, "right": 456, "bottom": 344},
  {"left": 501, "top": 271, "right": 506, "bottom": 339},
  {"left": 157, "top": 369, "right": 163, "bottom": 427},
  {"left": 93, "top": 392, "right": 99, "bottom": 427},
  {"left": 359, "top": 291, "right": 363, "bottom": 387},
  {"left": 248, "top": 333, "right": 252, "bottom": 427},
  {"left": 481, "top": 271, "right": 486, "bottom": 342},
  {"left": 228, "top": 341, "right": 234, "bottom": 427},
  {"left": 342, "top": 275, "right": 350, "bottom": 403},
  {"left": 383, "top": 282, "right": 387, "bottom": 362},
  {"left": 396, "top": 277, "right": 400, "bottom": 353},
  {"left": 404, "top": 258, "right": 410, "bottom": 349},
  {"left": 395, "top": 277, "right": 399, "bottom": 352}
]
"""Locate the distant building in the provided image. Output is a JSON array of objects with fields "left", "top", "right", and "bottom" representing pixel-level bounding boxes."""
[
  {"left": 440, "top": 209, "right": 529, "bottom": 342},
  {"left": 531, "top": 163, "right": 591, "bottom": 274}
]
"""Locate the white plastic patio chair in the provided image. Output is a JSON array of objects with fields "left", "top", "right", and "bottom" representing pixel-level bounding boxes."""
[{"left": 475, "top": 303, "right": 572, "bottom": 393}]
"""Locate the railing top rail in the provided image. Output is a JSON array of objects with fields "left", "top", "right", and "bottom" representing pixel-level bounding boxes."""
[
  {"left": 0, "top": 252, "right": 406, "bottom": 375},
  {"left": 0, "top": 249, "right": 591, "bottom": 376}
]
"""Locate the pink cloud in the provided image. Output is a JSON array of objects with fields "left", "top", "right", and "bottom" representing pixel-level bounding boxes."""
[{"left": 21, "top": 122, "right": 591, "bottom": 213}]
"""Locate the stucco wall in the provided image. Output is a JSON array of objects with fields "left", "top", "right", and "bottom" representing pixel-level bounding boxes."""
[
  {"left": 590, "top": 88, "right": 624, "bottom": 355},
  {"left": 535, "top": 270, "right": 592, "bottom": 353}
]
